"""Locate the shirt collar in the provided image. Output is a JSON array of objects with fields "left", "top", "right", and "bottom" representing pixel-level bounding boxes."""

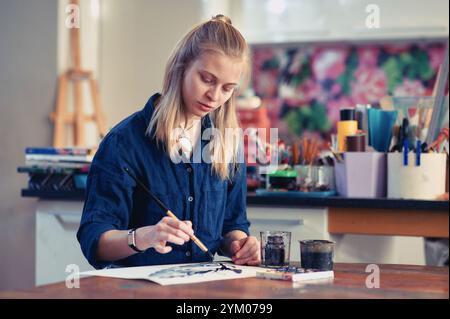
[
  {"left": 142, "top": 93, "right": 214, "bottom": 133},
  {"left": 142, "top": 93, "right": 161, "bottom": 126}
]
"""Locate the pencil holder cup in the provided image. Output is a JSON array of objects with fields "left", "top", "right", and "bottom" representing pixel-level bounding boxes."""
[
  {"left": 387, "top": 153, "right": 447, "bottom": 200},
  {"left": 334, "top": 152, "right": 387, "bottom": 198}
]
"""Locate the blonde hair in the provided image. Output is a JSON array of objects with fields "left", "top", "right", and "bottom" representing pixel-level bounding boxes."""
[{"left": 147, "top": 14, "right": 250, "bottom": 180}]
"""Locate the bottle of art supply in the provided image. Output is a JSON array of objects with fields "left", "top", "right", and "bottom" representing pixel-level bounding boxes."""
[
  {"left": 337, "top": 108, "right": 358, "bottom": 152},
  {"left": 355, "top": 104, "right": 371, "bottom": 146},
  {"left": 346, "top": 134, "right": 366, "bottom": 152}
]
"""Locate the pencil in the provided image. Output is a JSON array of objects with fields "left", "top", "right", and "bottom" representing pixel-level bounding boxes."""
[{"left": 123, "top": 167, "right": 214, "bottom": 261}]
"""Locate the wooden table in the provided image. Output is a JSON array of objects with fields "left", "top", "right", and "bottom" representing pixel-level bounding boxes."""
[{"left": 0, "top": 263, "right": 447, "bottom": 299}]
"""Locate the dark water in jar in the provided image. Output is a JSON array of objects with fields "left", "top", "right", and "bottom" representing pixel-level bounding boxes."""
[
  {"left": 301, "top": 251, "right": 334, "bottom": 270},
  {"left": 263, "top": 235, "right": 286, "bottom": 267},
  {"left": 264, "top": 246, "right": 285, "bottom": 267}
]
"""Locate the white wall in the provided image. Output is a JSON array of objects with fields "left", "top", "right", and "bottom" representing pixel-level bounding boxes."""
[
  {"left": 236, "top": 0, "right": 449, "bottom": 43},
  {"left": 99, "top": 0, "right": 204, "bottom": 129},
  {"left": 0, "top": 0, "right": 207, "bottom": 291},
  {"left": 0, "top": 0, "right": 58, "bottom": 291}
]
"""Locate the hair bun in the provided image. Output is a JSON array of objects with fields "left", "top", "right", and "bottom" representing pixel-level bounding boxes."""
[{"left": 211, "top": 14, "right": 232, "bottom": 25}]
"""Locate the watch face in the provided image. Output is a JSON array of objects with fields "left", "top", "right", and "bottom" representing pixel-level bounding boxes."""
[{"left": 127, "top": 230, "right": 135, "bottom": 246}]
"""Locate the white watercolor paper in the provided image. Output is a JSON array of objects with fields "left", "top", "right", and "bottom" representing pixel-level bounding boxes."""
[{"left": 80, "top": 262, "right": 261, "bottom": 285}]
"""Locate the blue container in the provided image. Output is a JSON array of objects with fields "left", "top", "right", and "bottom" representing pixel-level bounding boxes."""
[{"left": 367, "top": 108, "right": 398, "bottom": 152}]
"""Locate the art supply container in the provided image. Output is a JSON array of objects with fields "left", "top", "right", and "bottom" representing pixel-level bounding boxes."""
[
  {"left": 267, "top": 170, "right": 297, "bottom": 190},
  {"left": 314, "top": 166, "right": 335, "bottom": 192},
  {"left": 387, "top": 152, "right": 447, "bottom": 200},
  {"left": 294, "top": 165, "right": 313, "bottom": 191},
  {"left": 260, "top": 231, "right": 291, "bottom": 268},
  {"left": 334, "top": 152, "right": 386, "bottom": 197},
  {"left": 346, "top": 134, "right": 366, "bottom": 152},
  {"left": 300, "top": 240, "right": 335, "bottom": 271},
  {"left": 367, "top": 108, "right": 398, "bottom": 152},
  {"left": 355, "top": 104, "right": 371, "bottom": 145},
  {"left": 391, "top": 96, "right": 435, "bottom": 127},
  {"left": 295, "top": 165, "right": 335, "bottom": 192}
]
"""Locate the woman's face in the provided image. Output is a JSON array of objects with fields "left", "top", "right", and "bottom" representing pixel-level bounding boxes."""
[{"left": 181, "top": 50, "right": 243, "bottom": 121}]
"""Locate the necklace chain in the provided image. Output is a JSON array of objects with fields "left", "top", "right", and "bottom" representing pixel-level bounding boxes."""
[{"left": 180, "top": 121, "right": 196, "bottom": 133}]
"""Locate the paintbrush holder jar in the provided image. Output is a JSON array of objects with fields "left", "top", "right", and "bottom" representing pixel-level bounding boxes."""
[
  {"left": 260, "top": 231, "right": 291, "bottom": 268},
  {"left": 300, "top": 240, "right": 335, "bottom": 271},
  {"left": 294, "top": 165, "right": 335, "bottom": 192},
  {"left": 334, "top": 152, "right": 387, "bottom": 198},
  {"left": 387, "top": 153, "right": 447, "bottom": 200}
]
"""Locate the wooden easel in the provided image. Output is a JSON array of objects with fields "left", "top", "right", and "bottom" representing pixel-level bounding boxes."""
[{"left": 51, "top": 0, "right": 106, "bottom": 148}]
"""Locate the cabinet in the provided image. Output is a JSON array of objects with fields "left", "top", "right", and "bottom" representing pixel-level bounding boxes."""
[
  {"left": 247, "top": 206, "right": 329, "bottom": 262},
  {"left": 35, "top": 201, "right": 93, "bottom": 286}
]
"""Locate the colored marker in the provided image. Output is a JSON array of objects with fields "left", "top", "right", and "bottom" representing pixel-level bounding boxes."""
[
  {"left": 416, "top": 140, "right": 421, "bottom": 166},
  {"left": 403, "top": 139, "right": 409, "bottom": 166}
]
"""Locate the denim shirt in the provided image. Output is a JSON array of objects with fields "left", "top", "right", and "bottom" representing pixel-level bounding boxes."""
[{"left": 77, "top": 93, "right": 250, "bottom": 269}]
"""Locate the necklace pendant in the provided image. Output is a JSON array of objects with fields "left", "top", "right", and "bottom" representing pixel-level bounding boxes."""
[{"left": 178, "top": 136, "right": 193, "bottom": 155}]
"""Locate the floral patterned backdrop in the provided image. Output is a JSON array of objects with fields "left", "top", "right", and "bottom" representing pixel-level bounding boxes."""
[{"left": 251, "top": 42, "right": 446, "bottom": 142}]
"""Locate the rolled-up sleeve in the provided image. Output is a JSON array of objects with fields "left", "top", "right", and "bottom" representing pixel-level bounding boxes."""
[
  {"left": 222, "top": 161, "right": 250, "bottom": 236},
  {"left": 77, "top": 133, "right": 135, "bottom": 269}
]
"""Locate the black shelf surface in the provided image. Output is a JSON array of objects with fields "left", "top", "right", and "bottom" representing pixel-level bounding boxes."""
[
  {"left": 21, "top": 189, "right": 448, "bottom": 211},
  {"left": 21, "top": 189, "right": 85, "bottom": 201},
  {"left": 246, "top": 193, "right": 449, "bottom": 211}
]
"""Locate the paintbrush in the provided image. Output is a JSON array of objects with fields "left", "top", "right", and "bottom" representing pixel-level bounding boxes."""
[
  {"left": 327, "top": 143, "right": 343, "bottom": 163},
  {"left": 309, "top": 139, "right": 319, "bottom": 165},
  {"left": 124, "top": 167, "right": 214, "bottom": 261},
  {"left": 292, "top": 142, "right": 299, "bottom": 165}
]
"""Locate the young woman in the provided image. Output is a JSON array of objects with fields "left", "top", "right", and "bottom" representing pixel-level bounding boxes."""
[{"left": 77, "top": 15, "right": 261, "bottom": 269}]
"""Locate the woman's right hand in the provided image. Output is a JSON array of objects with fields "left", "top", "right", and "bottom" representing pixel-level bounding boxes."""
[{"left": 135, "top": 217, "right": 194, "bottom": 254}]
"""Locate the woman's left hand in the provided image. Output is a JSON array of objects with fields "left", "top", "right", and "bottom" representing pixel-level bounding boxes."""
[{"left": 230, "top": 236, "right": 261, "bottom": 266}]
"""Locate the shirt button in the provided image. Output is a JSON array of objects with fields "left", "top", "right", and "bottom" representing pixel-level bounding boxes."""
[
  {"left": 187, "top": 167, "right": 192, "bottom": 173},
  {"left": 185, "top": 251, "right": 191, "bottom": 257},
  {"left": 188, "top": 196, "right": 194, "bottom": 202}
]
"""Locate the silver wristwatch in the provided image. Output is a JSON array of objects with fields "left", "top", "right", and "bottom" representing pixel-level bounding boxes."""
[{"left": 127, "top": 228, "right": 144, "bottom": 253}]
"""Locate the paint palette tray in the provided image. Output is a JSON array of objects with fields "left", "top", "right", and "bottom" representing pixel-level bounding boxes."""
[{"left": 256, "top": 266, "right": 334, "bottom": 282}]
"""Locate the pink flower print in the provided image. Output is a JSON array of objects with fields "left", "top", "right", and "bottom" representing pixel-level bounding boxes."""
[
  {"left": 297, "top": 79, "right": 322, "bottom": 103},
  {"left": 331, "top": 83, "right": 342, "bottom": 96},
  {"left": 252, "top": 49, "right": 276, "bottom": 69},
  {"left": 358, "top": 47, "right": 379, "bottom": 68},
  {"left": 428, "top": 46, "right": 445, "bottom": 72},
  {"left": 264, "top": 97, "right": 284, "bottom": 119},
  {"left": 393, "top": 79, "right": 426, "bottom": 97},
  {"left": 312, "top": 48, "right": 348, "bottom": 81},
  {"left": 254, "top": 72, "right": 278, "bottom": 97},
  {"left": 351, "top": 67, "right": 388, "bottom": 104}
]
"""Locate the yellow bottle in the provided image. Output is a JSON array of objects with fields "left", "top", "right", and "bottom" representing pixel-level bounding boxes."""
[{"left": 337, "top": 109, "right": 358, "bottom": 152}]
